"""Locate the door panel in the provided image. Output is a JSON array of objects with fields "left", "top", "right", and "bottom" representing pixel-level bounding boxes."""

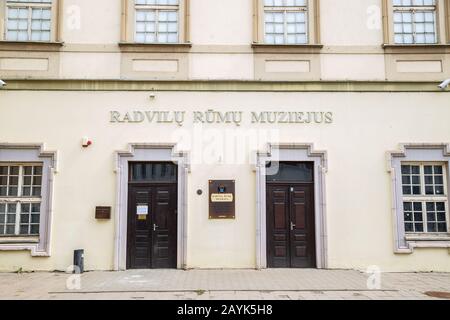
[
  {"left": 152, "top": 186, "right": 177, "bottom": 268},
  {"left": 290, "top": 186, "right": 315, "bottom": 268},
  {"left": 127, "top": 184, "right": 177, "bottom": 269},
  {"left": 267, "top": 183, "right": 316, "bottom": 268},
  {"left": 127, "top": 189, "right": 152, "bottom": 269},
  {"left": 266, "top": 185, "right": 290, "bottom": 268}
]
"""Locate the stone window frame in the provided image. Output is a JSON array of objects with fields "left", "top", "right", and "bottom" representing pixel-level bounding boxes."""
[
  {"left": 382, "top": 0, "right": 450, "bottom": 47},
  {"left": 120, "top": 0, "right": 191, "bottom": 49},
  {"left": 114, "top": 143, "right": 190, "bottom": 271},
  {"left": 252, "top": 0, "right": 321, "bottom": 48},
  {"left": 254, "top": 143, "right": 328, "bottom": 269},
  {"left": 388, "top": 143, "right": 450, "bottom": 254},
  {"left": 0, "top": 143, "right": 57, "bottom": 257},
  {"left": 0, "top": 0, "right": 63, "bottom": 44}
]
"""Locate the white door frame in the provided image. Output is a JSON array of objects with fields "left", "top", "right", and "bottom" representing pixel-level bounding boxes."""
[
  {"left": 255, "top": 143, "right": 328, "bottom": 269},
  {"left": 114, "top": 143, "right": 190, "bottom": 270}
]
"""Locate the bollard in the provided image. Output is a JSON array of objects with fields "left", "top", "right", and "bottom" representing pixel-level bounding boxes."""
[{"left": 73, "top": 249, "right": 84, "bottom": 274}]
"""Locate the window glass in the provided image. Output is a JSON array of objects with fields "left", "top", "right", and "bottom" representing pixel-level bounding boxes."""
[
  {"left": 135, "top": 0, "right": 179, "bottom": 43},
  {"left": 0, "top": 164, "right": 43, "bottom": 236},
  {"left": 393, "top": 0, "right": 437, "bottom": 44},
  {"left": 129, "top": 162, "right": 177, "bottom": 182},
  {"left": 264, "top": 0, "right": 308, "bottom": 44},
  {"left": 401, "top": 163, "right": 448, "bottom": 233},
  {"left": 6, "top": 0, "right": 52, "bottom": 42},
  {"left": 266, "top": 162, "right": 313, "bottom": 182}
]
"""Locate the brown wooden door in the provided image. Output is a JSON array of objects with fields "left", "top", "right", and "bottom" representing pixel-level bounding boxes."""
[
  {"left": 266, "top": 184, "right": 316, "bottom": 268},
  {"left": 127, "top": 184, "right": 177, "bottom": 269}
]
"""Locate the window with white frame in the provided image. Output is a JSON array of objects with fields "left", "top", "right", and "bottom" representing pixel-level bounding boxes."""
[
  {"left": 264, "top": 0, "right": 308, "bottom": 45},
  {"left": 135, "top": 0, "right": 179, "bottom": 43},
  {"left": 0, "top": 164, "right": 43, "bottom": 236},
  {"left": 5, "top": 0, "right": 52, "bottom": 42},
  {"left": 393, "top": 0, "right": 437, "bottom": 44},
  {"left": 401, "top": 163, "right": 448, "bottom": 233}
]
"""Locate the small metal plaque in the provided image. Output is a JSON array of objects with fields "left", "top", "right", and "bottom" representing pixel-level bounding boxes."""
[
  {"left": 209, "top": 180, "right": 235, "bottom": 220},
  {"left": 95, "top": 206, "right": 111, "bottom": 220}
]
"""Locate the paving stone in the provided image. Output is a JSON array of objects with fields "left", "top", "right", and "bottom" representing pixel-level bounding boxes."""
[{"left": 0, "top": 269, "right": 448, "bottom": 300}]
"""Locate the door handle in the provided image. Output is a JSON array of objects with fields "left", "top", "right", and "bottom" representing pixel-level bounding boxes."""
[
  {"left": 290, "top": 222, "right": 296, "bottom": 231},
  {"left": 153, "top": 224, "right": 158, "bottom": 231}
]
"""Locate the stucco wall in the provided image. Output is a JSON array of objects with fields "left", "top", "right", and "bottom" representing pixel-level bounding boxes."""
[{"left": 0, "top": 89, "right": 449, "bottom": 272}]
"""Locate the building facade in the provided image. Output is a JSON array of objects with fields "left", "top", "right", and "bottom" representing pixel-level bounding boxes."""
[{"left": 0, "top": 0, "right": 450, "bottom": 272}]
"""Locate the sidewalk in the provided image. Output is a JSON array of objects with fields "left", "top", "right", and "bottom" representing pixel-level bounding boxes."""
[{"left": 0, "top": 269, "right": 449, "bottom": 300}]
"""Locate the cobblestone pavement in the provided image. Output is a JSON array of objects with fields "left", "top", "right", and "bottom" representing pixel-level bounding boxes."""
[{"left": 0, "top": 269, "right": 449, "bottom": 300}]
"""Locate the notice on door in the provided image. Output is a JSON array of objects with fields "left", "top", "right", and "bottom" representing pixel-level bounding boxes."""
[
  {"left": 137, "top": 205, "right": 148, "bottom": 215},
  {"left": 137, "top": 204, "right": 149, "bottom": 220}
]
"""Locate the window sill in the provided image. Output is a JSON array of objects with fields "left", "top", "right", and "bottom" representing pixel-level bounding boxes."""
[
  {"left": 382, "top": 44, "right": 450, "bottom": 54},
  {"left": 0, "top": 236, "right": 39, "bottom": 244},
  {"left": 405, "top": 233, "right": 450, "bottom": 242},
  {"left": 118, "top": 42, "right": 192, "bottom": 53},
  {"left": 401, "top": 233, "right": 450, "bottom": 253},
  {"left": 0, "top": 41, "right": 64, "bottom": 52},
  {"left": 252, "top": 43, "right": 323, "bottom": 54}
]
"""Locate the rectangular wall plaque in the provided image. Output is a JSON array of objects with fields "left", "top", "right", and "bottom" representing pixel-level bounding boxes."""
[
  {"left": 209, "top": 180, "right": 235, "bottom": 219},
  {"left": 95, "top": 206, "right": 111, "bottom": 220}
]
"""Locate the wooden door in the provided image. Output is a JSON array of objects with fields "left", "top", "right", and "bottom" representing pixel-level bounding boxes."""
[
  {"left": 266, "top": 184, "right": 316, "bottom": 268},
  {"left": 289, "top": 185, "right": 316, "bottom": 268},
  {"left": 151, "top": 185, "right": 177, "bottom": 268},
  {"left": 127, "top": 184, "right": 177, "bottom": 269}
]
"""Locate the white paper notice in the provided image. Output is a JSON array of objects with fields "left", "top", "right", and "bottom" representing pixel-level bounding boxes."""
[{"left": 136, "top": 205, "right": 149, "bottom": 215}]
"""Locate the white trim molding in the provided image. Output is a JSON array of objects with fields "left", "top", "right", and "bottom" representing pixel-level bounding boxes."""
[
  {"left": 254, "top": 143, "right": 328, "bottom": 269},
  {"left": 0, "top": 143, "right": 57, "bottom": 257},
  {"left": 114, "top": 143, "right": 190, "bottom": 271},
  {"left": 387, "top": 143, "right": 450, "bottom": 254}
]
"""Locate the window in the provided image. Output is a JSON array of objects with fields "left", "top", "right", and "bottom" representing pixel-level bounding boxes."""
[
  {"left": 0, "top": 164, "right": 43, "bottom": 236},
  {"left": 389, "top": 144, "right": 450, "bottom": 253},
  {"left": 393, "top": 0, "right": 437, "bottom": 44},
  {"left": 0, "top": 145, "right": 55, "bottom": 256},
  {"left": 5, "top": 0, "right": 52, "bottom": 42},
  {"left": 383, "top": 0, "right": 450, "bottom": 46},
  {"left": 135, "top": 0, "right": 179, "bottom": 43},
  {"left": 264, "top": 0, "right": 308, "bottom": 44},
  {"left": 121, "top": 0, "right": 189, "bottom": 45},
  {"left": 253, "top": 0, "right": 320, "bottom": 46},
  {"left": 401, "top": 163, "right": 448, "bottom": 233}
]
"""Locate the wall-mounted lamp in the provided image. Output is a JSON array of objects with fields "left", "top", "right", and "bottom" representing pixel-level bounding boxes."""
[{"left": 0, "top": 80, "right": 6, "bottom": 88}]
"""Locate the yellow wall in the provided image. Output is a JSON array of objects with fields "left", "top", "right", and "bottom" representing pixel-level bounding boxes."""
[{"left": 0, "top": 89, "right": 449, "bottom": 272}]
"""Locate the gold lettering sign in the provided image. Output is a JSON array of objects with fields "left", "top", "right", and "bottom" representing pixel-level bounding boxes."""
[
  {"left": 211, "top": 193, "right": 234, "bottom": 203},
  {"left": 209, "top": 180, "right": 235, "bottom": 219}
]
